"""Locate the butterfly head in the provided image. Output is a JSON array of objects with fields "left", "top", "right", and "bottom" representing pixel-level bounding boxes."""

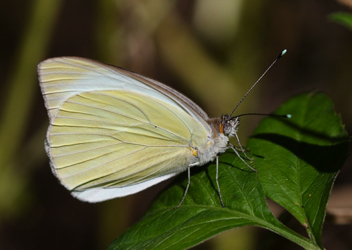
[{"left": 220, "top": 115, "right": 239, "bottom": 138}]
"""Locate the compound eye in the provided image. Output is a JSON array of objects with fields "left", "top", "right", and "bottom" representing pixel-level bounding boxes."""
[{"left": 223, "top": 122, "right": 232, "bottom": 135}]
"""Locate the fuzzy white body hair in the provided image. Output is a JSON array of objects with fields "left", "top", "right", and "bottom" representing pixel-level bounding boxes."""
[
  {"left": 197, "top": 133, "right": 229, "bottom": 165},
  {"left": 194, "top": 117, "right": 230, "bottom": 166}
]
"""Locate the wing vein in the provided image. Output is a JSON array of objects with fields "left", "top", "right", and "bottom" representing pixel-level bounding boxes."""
[{"left": 73, "top": 147, "right": 185, "bottom": 190}]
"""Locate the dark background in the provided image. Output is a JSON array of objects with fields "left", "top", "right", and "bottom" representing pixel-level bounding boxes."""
[{"left": 0, "top": 0, "right": 352, "bottom": 249}]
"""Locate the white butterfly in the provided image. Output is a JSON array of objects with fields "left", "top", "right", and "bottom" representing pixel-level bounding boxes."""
[{"left": 38, "top": 51, "right": 285, "bottom": 207}]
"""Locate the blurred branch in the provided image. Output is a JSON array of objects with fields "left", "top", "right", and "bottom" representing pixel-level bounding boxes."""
[
  {"left": 155, "top": 13, "right": 238, "bottom": 117},
  {"left": 0, "top": 0, "right": 62, "bottom": 217},
  {"left": 95, "top": 0, "right": 121, "bottom": 64},
  {"left": 336, "top": 0, "right": 352, "bottom": 10}
]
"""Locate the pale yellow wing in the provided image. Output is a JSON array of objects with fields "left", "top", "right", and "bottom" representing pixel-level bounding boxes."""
[
  {"left": 39, "top": 57, "right": 212, "bottom": 202},
  {"left": 39, "top": 57, "right": 210, "bottom": 129},
  {"left": 47, "top": 90, "right": 208, "bottom": 202}
]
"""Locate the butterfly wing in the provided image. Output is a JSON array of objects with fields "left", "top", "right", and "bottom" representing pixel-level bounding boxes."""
[
  {"left": 39, "top": 57, "right": 209, "bottom": 125},
  {"left": 38, "top": 57, "right": 210, "bottom": 202}
]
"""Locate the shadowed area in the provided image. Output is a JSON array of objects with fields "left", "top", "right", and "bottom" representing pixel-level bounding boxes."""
[{"left": 252, "top": 132, "right": 349, "bottom": 173}]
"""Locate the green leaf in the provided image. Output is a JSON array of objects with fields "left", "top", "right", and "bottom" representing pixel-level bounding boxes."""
[
  {"left": 108, "top": 157, "right": 313, "bottom": 250},
  {"left": 108, "top": 92, "right": 348, "bottom": 250},
  {"left": 250, "top": 92, "right": 349, "bottom": 247},
  {"left": 329, "top": 12, "right": 352, "bottom": 31}
]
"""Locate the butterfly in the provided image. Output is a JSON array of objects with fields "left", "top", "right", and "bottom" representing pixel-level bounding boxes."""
[{"left": 38, "top": 50, "right": 286, "bottom": 207}]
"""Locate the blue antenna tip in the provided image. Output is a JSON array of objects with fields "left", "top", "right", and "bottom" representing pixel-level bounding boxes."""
[
  {"left": 286, "top": 114, "right": 292, "bottom": 118},
  {"left": 277, "top": 49, "right": 287, "bottom": 59}
]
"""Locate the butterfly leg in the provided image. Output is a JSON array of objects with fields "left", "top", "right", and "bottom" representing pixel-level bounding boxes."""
[
  {"left": 230, "top": 145, "right": 257, "bottom": 172},
  {"left": 216, "top": 156, "right": 225, "bottom": 208},
  {"left": 176, "top": 167, "right": 191, "bottom": 208},
  {"left": 234, "top": 146, "right": 249, "bottom": 151},
  {"left": 231, "top": 144, "right": 252, "bottom": 161},
  {"left": 233, "top": 133, "right": 253, "bottom": 161}
]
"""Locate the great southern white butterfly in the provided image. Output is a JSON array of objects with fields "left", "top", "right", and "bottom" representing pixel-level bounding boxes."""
[{"left": 38, "top": 50, "right": 286, "bottom": 207}]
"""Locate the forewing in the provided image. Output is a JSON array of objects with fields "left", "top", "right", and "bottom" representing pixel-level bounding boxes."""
[{"left": 38, "top": 57, "right": 209, "bottom": 129}]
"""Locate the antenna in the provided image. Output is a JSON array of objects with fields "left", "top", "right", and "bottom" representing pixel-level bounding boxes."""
[
  {"left": 229, "top": 49, "right": 287, "bottom": 118},
  {"left": 234, "top": 113, "right": 291, "bottom": 119}
]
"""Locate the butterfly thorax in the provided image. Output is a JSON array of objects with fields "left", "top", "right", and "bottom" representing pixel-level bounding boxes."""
[{"left": 196, "top": 116, "right": 239, "bottom": 165}]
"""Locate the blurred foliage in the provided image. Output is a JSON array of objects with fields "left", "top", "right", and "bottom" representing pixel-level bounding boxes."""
[
  {"left": 329, "top": 12, "right": 352, "bottom": 30},
  {"left": 0, "top": 0, "right": 352, "bottom": 249}
]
